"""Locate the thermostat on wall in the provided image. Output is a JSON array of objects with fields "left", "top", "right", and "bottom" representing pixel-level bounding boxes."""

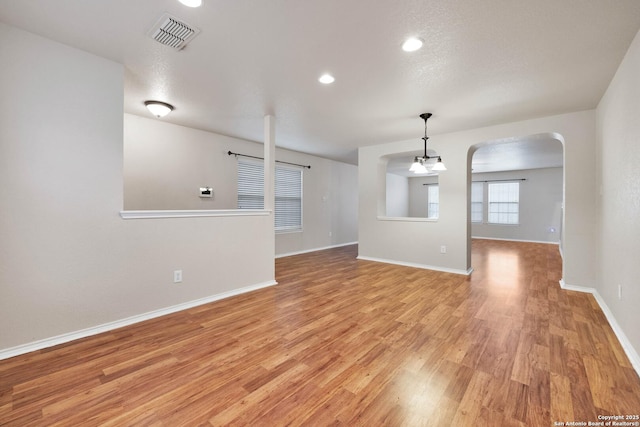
[{"left": 199, "top": 187, "right": 213, "bottom": 198}]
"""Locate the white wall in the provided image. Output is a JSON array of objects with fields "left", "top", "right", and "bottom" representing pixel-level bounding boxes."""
[
  {"left": 331, "top": 161, "right": 359, "bottom": 248},
  {"left": 359, "top": 111, "right": 596, "bottom": 284},
  {"left": 273, "top": 149, "right": 358, "bottom": 255},
  {"left": 385, "top": 173, "right": 408, "bottom": 217},
  {"left": 470, "top": 168, "right": 563, "bottom": 243},
  {"left": 124, "top": 114, "right": 262, "bottom": 210},
  {"left": 124, "top": 114, "right": 358, "bottom": 256},
  {"left": 0, "top": 23, "right": 274, "bottom": 353},
  {"left": 408, "top": 175, "right": 439, "bottom": 218},
  {"left": 596, "top": 29, "right": 640, "bottom": 364},
  {"left": 392, "top": 168, "right": 562, "bottom": 242}
]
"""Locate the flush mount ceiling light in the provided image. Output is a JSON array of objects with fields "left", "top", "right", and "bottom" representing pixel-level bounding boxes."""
[
  {"left": 144, "top": 100, "right": 174, "bottom": 118},
  {"left": 409, "top": 113, "right": 447, "bottom": 174},
  {"left": 402, "top": 37, "right": 423, "bottom": 52},
  {"left": 318, "top": 73, "right": 335, "bottom": 84},
  {"left": 178, "top": 0, "right": 202, "bottom": 7}
]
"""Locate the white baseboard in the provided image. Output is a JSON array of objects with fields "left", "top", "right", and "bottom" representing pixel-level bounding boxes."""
[
  {"left": 0, "top": 279, "right": 278, "bottom": 361},
  {"left": 558, "top": 241, "right": 564, "bottom": 259},
  {"left": 472, "top": 236, "right": 559, "bottom": 245},
  {"left": 356, "top": 255, "right": 473, "bottom": 276},
  {"left": 275, "top": 241, "right": 358, "bottom": 259},
  {"left": 559, "top": 279, "right": 640, "bottom": 377}
]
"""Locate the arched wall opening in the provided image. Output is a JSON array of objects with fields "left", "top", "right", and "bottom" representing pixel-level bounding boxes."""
[
  {"left": 467, "top": 132, "right": 566, "bottom": 274},
  {"left": 382, "top": 150, "right": 442, "bottom": 219},
  {"left": 359, "top": 110, "right": 594, "bottom": 284}
]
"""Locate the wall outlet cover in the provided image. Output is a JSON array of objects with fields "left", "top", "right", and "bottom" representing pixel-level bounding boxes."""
[{"left": 174, "top": 270, "right": 183, "bottom": 283}]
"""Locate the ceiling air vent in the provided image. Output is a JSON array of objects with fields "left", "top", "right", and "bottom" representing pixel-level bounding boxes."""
[{"left": 148, "top": 13, "right": 200, "bottom": 50}]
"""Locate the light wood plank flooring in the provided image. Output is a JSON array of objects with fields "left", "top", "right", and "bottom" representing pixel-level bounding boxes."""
[{"left": 1, "top": 240, "right": 639, "bottom": 426}]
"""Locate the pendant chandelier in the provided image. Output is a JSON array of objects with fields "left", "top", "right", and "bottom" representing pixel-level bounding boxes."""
[{"left": 409, "top": 113, "right": 446, "bottom": 174}]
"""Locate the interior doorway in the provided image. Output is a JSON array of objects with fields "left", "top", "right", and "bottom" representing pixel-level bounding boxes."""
[{"left": 468, "top": 133, "right": 565, "bottom": 275}]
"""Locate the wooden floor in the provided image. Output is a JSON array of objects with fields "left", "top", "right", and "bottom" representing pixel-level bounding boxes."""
[{"left": 1, "top": 240, "right": 639, "bottom": 426}]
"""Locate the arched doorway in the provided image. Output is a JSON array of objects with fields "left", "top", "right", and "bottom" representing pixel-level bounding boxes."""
[{"left": 467, "top": 133, "right": 565, "bottom": 273}]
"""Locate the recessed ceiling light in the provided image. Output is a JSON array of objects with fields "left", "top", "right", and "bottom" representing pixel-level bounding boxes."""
[
  {"left": 145, "top": 100, "right": 174, "bottom": 118},
  {"left": 178, "top": 0, "right": 202, "bottom": 7},
  {"left": 318, "top": 73, "right": 335, "bottom": 84},
  {"left": 402, "top": 37, "right": 423, "bottom": 52}
]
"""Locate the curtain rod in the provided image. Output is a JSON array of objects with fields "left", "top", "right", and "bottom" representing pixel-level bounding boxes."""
[
  {"left": 472, "top": 178, "right": 526, "bottom": 183},
  {"left": 227, "top": 151, "right": 311, "bottom": 169},
  {"left": 423, "top": 178, "right": 526, "bottom": 186}
]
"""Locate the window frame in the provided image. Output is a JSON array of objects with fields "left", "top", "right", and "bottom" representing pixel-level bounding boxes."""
[
  {"left": 487, "top": 181, "right": 520, "bottom": 225},
  {"left": 274, "top": 163, "right": 303, "bottom": 233},
  {"left": 236, "top": 158, "right": 303, "bottom": 233},
  {"left": 427, "top": 184, "right": 439, "bottom": 219},
  {"left": 471, "top": 181, "right": 484, "bottom": 223},
  {"left": 237, "top": 158, "right": 265, "bottom": 210}
]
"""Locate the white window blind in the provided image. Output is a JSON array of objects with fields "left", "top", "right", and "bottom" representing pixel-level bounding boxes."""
[
  {"left": 237, "top": 160, "right": 264, "bottom": 209},
  {"left": 427, "top": 185, "right": 439, "bottom": 219},
  {"left": 275, "top": 166, "right": 302, "bottom": 231},
  {"left": 488, "top": 182, "right": 519, "bottom": 224},
  {"left": 471, "top": 182, "right": 483, "bottom": 223},
  {"left": 237, "top": 159, "right": 302, "bottom": 232}
]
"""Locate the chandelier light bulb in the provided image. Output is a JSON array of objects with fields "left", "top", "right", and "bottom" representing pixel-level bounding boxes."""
[
  {"left": 432, "top": 158, "right": 447, "bottom": 171},
  {"left": 414, "top": 163, "right": 428, "bottom": 174},
  {"left": 409, "top": 158, "right": 422, "bottom": 172}
]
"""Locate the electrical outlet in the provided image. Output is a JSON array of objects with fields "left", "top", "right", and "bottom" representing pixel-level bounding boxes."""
[
  {"left": 174, "top": 270, "right": 183, "bottom": 283},
  {"left": 440, "top": 245, "right": 447, "bottom": 254},
  {"left": 618, "top": 284, "right": 622, "bottom": 300}
]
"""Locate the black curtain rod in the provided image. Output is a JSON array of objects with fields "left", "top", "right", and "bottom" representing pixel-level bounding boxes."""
[
  {"left": 423, "top": 178, "right": 526, "bottom": 186},
  {"left": 472, "top": 178, "right": 526, "bottom": 183},
  {"left": 227, "top": 151, "right": 311, "bottom": 169}
]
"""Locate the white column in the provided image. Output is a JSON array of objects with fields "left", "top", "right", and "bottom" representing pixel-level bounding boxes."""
[{"left": 263, "top": 115, "right": 275, "bottom": 213}]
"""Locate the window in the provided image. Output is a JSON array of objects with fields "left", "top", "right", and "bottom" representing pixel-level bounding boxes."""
[
  {"left": 275, "top": 166, "right": 302, "bottom": 232},
  {"left": 488, "top": 182, "right": 519, "bottom": 224},
  {"left": 237, "top": 159, "right": 303, "bottom": 232},
  {"left": 237, "top": 160, "right": 264, "bottom": 209},
  {"left": 427, "top": 185, "right": 439, "bottom": 219},
  {"left": 471, "top": 182, "right": 483, "bottom": 223}
]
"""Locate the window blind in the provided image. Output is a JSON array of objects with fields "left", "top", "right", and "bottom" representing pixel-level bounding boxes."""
[
  {"left": 471, "top": 182, "right": 484, "bottom": 223},
  {"left": 488, "top": 182, "right": 519, "bottom": 224},
  {"left": 237, "top": 159, "right": 302, "bottom": 231},
  {"left": 427, "top": 185, "right": 439, "bottom": 219},
  {"left": 237, "top": 160, "right": 264, "bottom": 209},
  {"left": 275, "top": 166, "right": 302, "bottom": 231}
]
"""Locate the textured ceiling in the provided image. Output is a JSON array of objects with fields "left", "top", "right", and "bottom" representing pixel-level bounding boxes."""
[
  {"left": 1, "top": 0, "right": 639, "bottom": 166},
  {"left": 387, "top": 135, "right": 564, "bottom": 176}
]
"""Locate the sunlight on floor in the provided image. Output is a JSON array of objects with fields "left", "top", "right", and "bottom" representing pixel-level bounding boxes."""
[{"left": 487, "top": 250, "right": 521, "bottom": 288}]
